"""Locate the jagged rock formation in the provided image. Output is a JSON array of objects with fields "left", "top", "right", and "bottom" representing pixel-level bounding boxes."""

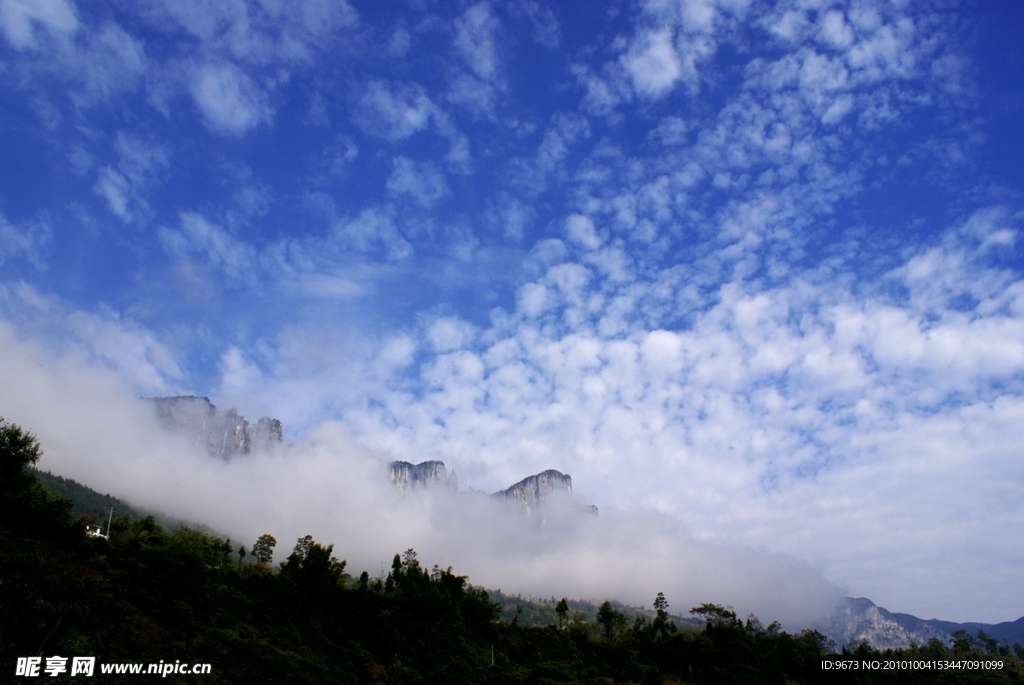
[
  {"left": 816, "top": 597, "right": 953, "bottom": 650},
  {"left": 493, "top": 469, "right": 572, "bottom": 510},
  {"left": 389, "top": 460, "right": 458, "bottom": 494},
  {"left": 147, "top": 396, "right": 282, "bottom": 458},
  {"left": 816, "top": 597, "right": 1024, "bottom": 651},
  {"left": 493, "top": 469, "right": 598, "bottom": 517},
  {"left": 249, "top": 416, "right": 284, "bottom": 446},
  {"left": 387, "top": 462, "right": 597, "bottom": 516}
]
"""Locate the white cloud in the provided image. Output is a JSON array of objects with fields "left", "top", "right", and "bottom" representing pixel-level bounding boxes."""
[
  {"left": 0, "top": 8, "right": 145, "bottom": 107},
  {"left": 160, "top": 212, "right": 260, "bottom": 284},
  {"left": 508, "top": 0, "right": 560, "bottom": 48},
  {"left": 767, "top": 8, "right": 809, "bottom": 43},
  {"left": 387, "top": 26, "right": 411, "bottom": 57},
  {"left": 0, "top": 284, "right": 184, "bottom": 396},
  {"left": 387, "top": 157, "right": 449, "bottom": 207},
  {"left": 320, "top": 205, "right": 1024, "bottom": 622},
  {"left": 453, "top": 3, "right": 499, "bottom": 82},
  {"left": 516, "top": 282, "right": 552, "bottom": 318},
  {"left": 616, "top": 0, "right": 745, "bottom": 100},
  {"left": 0, "top": 0, "right": 77, "bottom": 50},
  {"left": 294, "top": 273, "right": 364, "bottom": 300},
  {"left": 93, "top": 132, "right": 170, "bottom": 223},
  {"left": 93, "top": 168, "right": 132, "bottom": 222},
  {"left": 0, "top": 0, "right": 1018, "bottom": 628},
  {"left": 72, "top": 22, "right": 147, "bottom": 106},
  {"left": 140, "top": 0, "right": 357, "bottom": 65},
  {"left": 218, "top": 345, "right": 264, "bottom": 399},
  {"left": 353, "top": 80, "right": 434, "bottom": 141},
  {"left": 565, "top": 214, "right": 602, "bottom": 250},
  {"left": 446, "top": 73, "right": 496, "bottom": 117},
  {"left": 571, "top": 62, "right": 631, "bottom": 117},
  {"left": 191, "top": 62, "right": 272, "bottom": 136},
  {"left": 378, "top": 334, "right": 417, "bottom": 370},
  {"left": 508, "top": 113, "right": 590, "bottom": 193},
  {"left": 819, "top": 9, "right": 853, "bottom": 49},
  {"left": 0, "top": 313, "right": 845, "bottom": 627},
  {"left": 426, "top": 316, "right": 477, "bottom": 353},
  {"left": 678, "top": 0, "right": 719, "bottom": 32},
  {"left": 486, "top": 193, "right": 534, "bottom": 242},
  {"left": 0, "top": 213, "right": 51, "bottom": 269},
  {"left": 622, "top": 29, "right": 682, "bottom": 98},
  {"left": 331, "top": 206, "right": 413, "bottom": 261},
  {"left": 648, "top": 116, "right": 688, "bottom": 145}
]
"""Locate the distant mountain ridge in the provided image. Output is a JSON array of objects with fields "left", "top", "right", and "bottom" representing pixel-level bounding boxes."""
[
  {"left": 816, "top": 597, "right": 1024, "bottom": 651},
  {"left": 146, "top": 395, "right": 283, "bottom": 458},
  {"left": 388, "top": 460, "right": 598, "bottom": 516}
]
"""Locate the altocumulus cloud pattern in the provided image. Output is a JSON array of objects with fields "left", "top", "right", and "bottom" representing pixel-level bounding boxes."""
[{"left": 1, "top": 0, "right": 1023, "bottom": 625}]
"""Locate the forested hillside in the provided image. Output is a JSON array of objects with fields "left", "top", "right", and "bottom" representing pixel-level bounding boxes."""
[{"left": 2, "top": 418, "right": 1021, "bottom": 684}]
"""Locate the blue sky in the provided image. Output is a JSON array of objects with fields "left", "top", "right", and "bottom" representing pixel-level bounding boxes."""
[{"left": 2, "top": 0, "right": 1023, "bottom": 623}]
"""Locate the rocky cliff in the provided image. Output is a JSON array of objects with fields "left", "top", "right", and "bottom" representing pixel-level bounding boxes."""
[
  {"left": 387, "top": 461, "right": 597, "bottom": 516},
  {"left": 389, "top": 460, "right": 458, "bottom": 494},
  {"left": 816, "top": 597, "right": 952, "bottom": 650},
  {"left": 493, "top": 469, "right": 572, "bottom": 512},
  {"left": 815, "top": 597, "right": 1024, "bottom": 651},
  {"left": 147, "top": 396, "right": 282, "bottom": 458}
]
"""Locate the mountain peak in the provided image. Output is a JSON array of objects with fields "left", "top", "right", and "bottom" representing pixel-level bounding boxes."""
[
  {"left": 389, "top": 459, "right": 457, "bottom": 494},
  {"left": 493, "top": 469, "right": 572, "bottom": 510},
  {"left": 146, "top": 395, "right": 283, "bottom": 458}
]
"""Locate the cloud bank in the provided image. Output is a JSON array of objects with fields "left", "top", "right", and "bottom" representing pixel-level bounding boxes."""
[{"left": 0, "top": 316, "right": 840, "bottom": 628}]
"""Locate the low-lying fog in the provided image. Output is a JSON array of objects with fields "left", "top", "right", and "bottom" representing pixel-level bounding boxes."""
[{"left": 1, "top": 320, "right": 842, "bottom": 628}]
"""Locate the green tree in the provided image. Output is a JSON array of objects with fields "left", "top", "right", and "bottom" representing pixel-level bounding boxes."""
[
  {"left": 281, "top": 534, "right": 348, "bottom": 592},
  {"left": 977, "top": 629, "right": 999, "bottom": 655},
  {"left": 555, "top": 597, "right": 569, "bottom": 629},
  {"left": 1, "top": 417, "right": 41, "bottom": 475},
  {"left": 652, "top": 591, "right": 674, "bottom": 637},
  {"left": 952, "top": 629, "right": 976, "bottom": 656},
  {"left": 691, "top": 602, "right": 740, "bottom": 628},
  {"left": 597, "top": 600, "right": 626, "bottom": 639},
  {"left": 401, "top": 547, "right": 419, "bottom": 572},
  {"left": 0, "top": 418, "right": 72, "bottom": 534},
  {"left": 252, "top": 533, "right": 276, "bottom": 563}
]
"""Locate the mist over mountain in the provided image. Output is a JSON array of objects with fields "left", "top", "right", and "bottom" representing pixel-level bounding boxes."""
[
  {"left": 16, "top": 422, "right": 1022, "bottom": 684},
  {"left": 389, "top": 459, "right": 456, "bottom": 494},
  {"left": 32, "top": 456, "right": 1024, "bottom": 654},
  {"left": 390, "top": 459, "right": 599, "bottom": 518},
  {"left": 0, "top": 327, "right": 841, "bottom": 628},
  {"left": 147, "top": 395, "right": 282, "bottom": 458}
]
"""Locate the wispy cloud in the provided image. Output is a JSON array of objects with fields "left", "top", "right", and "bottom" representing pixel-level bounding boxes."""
[
  {"left": 454, "top": 3, "right": 500, "bottom": 83},
  {"left": 93, "top": 133, "right": 170, "bottom": 223},
  {"left": 353, "top": 80, "right": 435, "bottom": 141},
  {"left": 191, "top": 62, "right": 273, "bottom": 136},
  {"left": 0, "top": 0, "right": 78, "bottom": 51},
  {"left": 0, "top": 214, "right": 51, "bottom": 270},
  {"left": 387, "top": 156, "right": 449, "bottom": 207}
]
